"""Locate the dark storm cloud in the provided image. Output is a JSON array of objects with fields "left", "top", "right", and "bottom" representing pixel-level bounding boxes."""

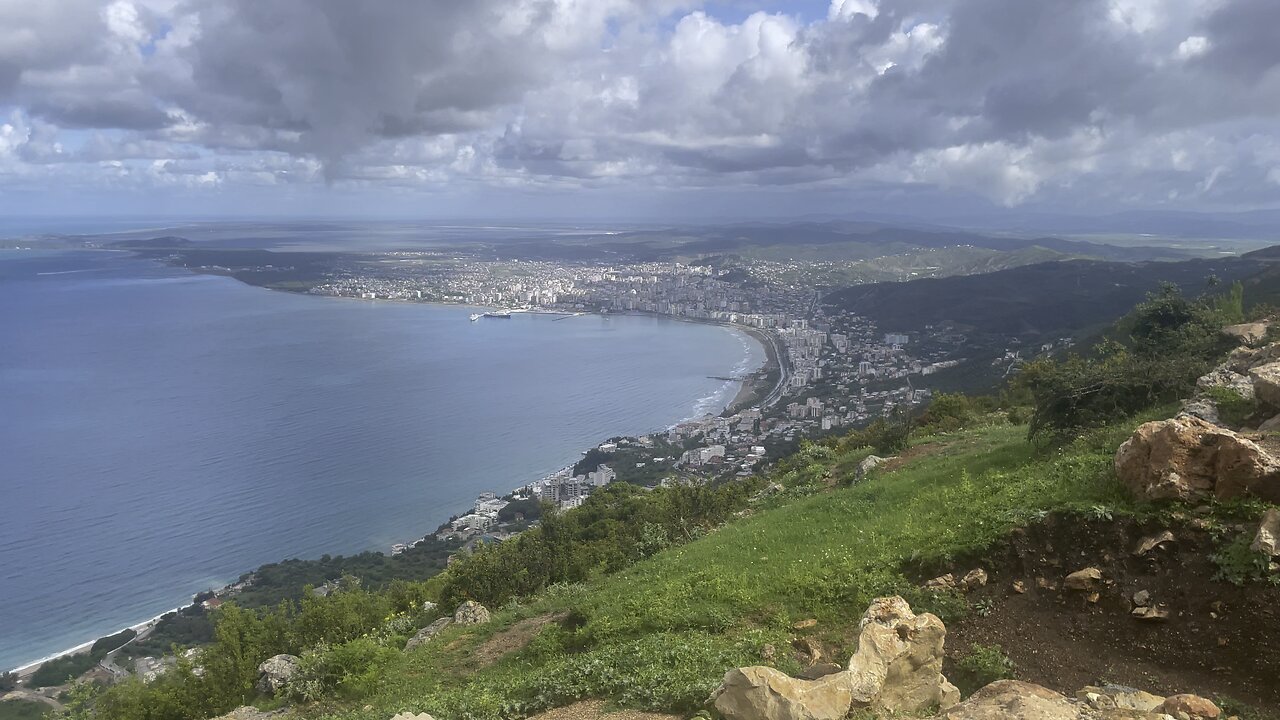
[{"left": 2, "top": 0, "right": 1280, "bottom": 209}]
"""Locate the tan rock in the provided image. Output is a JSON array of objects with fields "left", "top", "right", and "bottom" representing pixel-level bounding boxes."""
[
  {"left": 924, "top": 573, "right": 957, "bottom": 591},
  {"left": 1131, "top": 605, "right": 1170, "bottom": 621},
  {"left": 1158, "top": 694, "right": 1221, "bottom": 720},
  {"left": 1114, "top": 415, "right": 1280, "bottom": 502},
  {"left": 1250, "top": 507, "right": 1280, "bottom": 556},
  {"left": 1132, "top": 530, "right": 1176, "bottom": 556},
  {"left": 929, "top": 680, "right": 1076, "bottom": 719},
  {"left": 847, "top": 596, "right": 960, "bottom": 714},
  {"left": 1222, "top": 322, "right": 1268, "bottom": 347},
  {"left": 1253, "top": 361, "right": 1280, "bottom": 408},
  {"left": 254, "top": 654, "right": 300, "bottom": 696},
  {"left": 211, "top": 709, "right": 280, "bottom": 720},
  {"left": 960, "top": 568, "right": 989, "bottom": 590},
  {"left": 1011, "top": 580, "right": 1027, "bottom": 594},
  {"left": 1063, "top": 567, "right": 1103, "bottom": 591},
  {"left": 792, "top": 619, "right": 817, "bottom": 630},
  {"left": 391, "top": 714, "right": 436, "bottom": 720},
  {"left": 711, "top": 666, "right": 854, "bottom": 720},
  {"left": 1077, "top": 685, "right": 1164, "bottom": 712}
]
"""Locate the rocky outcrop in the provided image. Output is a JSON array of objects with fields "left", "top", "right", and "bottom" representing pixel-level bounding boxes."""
[
  {"left": 854, "top": 455, "right": 890, "bottom": 482},
  {"left": 712, "top": 597, "right": 958, "bottom": 720},
  {"left": 254, "top": 654, "right": 300, "bottom": 696},
  {"left": 1114, "top": 415, "right": 1280, "bottom": 502},
  {"left": 1250, "top": 362, "right": 1280, "bottom": 408},
  {"left": 405, "top": 617, "right": 453, "bottom": 652},
  {"left": 1076, "top": 684, "right": 1163, "bottom": 712},
  {"left": 453, "top": 600, "right": 491, "bottom": 625},
  {"left": 846, "top": 596, "right": 960, "bottom": 713},
  {"left": 712, "top": 667, "right": 854, "bottom": 720},
  {"left": 1195, "top": 367, "right": 1256, "bottom": 400}
]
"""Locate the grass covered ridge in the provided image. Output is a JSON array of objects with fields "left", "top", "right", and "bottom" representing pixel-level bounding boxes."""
[{"left": 313, "top": 418, "right": 1144, "bottom": 720}]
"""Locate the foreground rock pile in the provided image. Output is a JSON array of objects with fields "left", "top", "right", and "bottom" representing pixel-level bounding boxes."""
[{"left": 709, "top": 597, "right": 1231, "bottom": 720}]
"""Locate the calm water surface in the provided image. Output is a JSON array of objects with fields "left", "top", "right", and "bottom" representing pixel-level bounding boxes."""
[{"left": 0, "top": 250, "right": 762, "bottom": 671}]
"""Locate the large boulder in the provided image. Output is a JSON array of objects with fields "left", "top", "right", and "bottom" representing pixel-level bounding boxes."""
[
  {"left": 1222, "top": 322, "right": 1268, "bottom": 347},
  {"left": 1114, "top": 415, "right": 1280, "bottom": 502},
  {"left": 928, "top": 680, "right": 1164, "bottom": 719},
  {"left": 846, "top": 596, "right": 960, "bottom": 714},
  {"left": 453, "top": 600, "right": 491, "bottom": 625},
  {"left": 711, "top": 667, "right": 854, "bottom": 720},
  {"left": 405, "top": 617, "right": 453, "bottom": 651},
  {"left": 1250, "top": 361, "right": 1280, "bottom": 408},
  {"left": 254, "top": 654, "right": 300, "bottom": 696},
  {"left": 1156, "top": 694, "right": 1221, "bottom": 720}
]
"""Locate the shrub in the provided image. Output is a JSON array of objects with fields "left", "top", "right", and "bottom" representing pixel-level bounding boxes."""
[{"left": 952, "top": 643, "right": 1015, "bottom": 696}]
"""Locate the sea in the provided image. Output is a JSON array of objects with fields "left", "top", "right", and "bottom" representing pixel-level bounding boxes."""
[{"left": 0, "top": 247, "right": 763, "bottom": 672}]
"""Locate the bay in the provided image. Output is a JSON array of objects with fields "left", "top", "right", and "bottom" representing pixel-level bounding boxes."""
[{"left": 0, "top": 250, "right": 762, "bottom": 671}]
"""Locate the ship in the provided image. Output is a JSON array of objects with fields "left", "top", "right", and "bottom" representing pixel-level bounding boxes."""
[{"left": 482, "top": 310, "right": 513, "bottom": 318}]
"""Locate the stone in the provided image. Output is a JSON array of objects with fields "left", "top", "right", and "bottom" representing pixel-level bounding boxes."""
[
  {"left": 1114, "top": 415, "right": 1280, "bottom": 502},
  {"left": 1252, "top": 361, "right": 1280, "bottom": 408},
  {"left": 1063, "top": 567, "right": 1103, "bottom": 591},
  {"left": 1132, "top": 590, "right": 1151, "bottom": 607},
  {"left": 1078, "top": 684, "right": 1164, "bottom": 712},
  {"left": 211, "top": 708, "right": 279, "bottom": 720},
  {"left": 390, "top": 714, "right": 436, "bottom": 720},
  {"left": 1259, "top": 414, "right": 1280, "bottom": 433},
  {"left": 421, "top": 600, "right": 437, "bottom": 613},
  {"left": 1222, "top": 322, "right": 1268, "bottom": 347},
  {"left": 405, "top": 617, "right": 453, "bottom": 651},
  {"left": 711, "top": 666, "right": 855, "bottom": 720},
  {"left": 928, "top": 680, "right": 1077, "bottom": 719},
  {"left": 1179, "top": 398, "right": 1220, "bottom": 426},
  {"left": 1157, "top": 694, "right": 1221, "bottom": 720},
  {"left": 793, "top": 619, "right": 818, "bottom": 630},
  {"left": 1011, "top": 580, "right": 1027, "bottom": 594},
  {"left": 1132, "top": 530, "right": 1176, "bottom": 556},
  {"left": 453, "top": 600, "right": 491, "bottom": 625},
  {"left": 796, "top": 663, "right": 844, "bottom": 681},
  {"left": 960, "top": 568, "right": 989, "bottom": 590},
  {"left": 1131, "top": 605, "right": 1170, "bottom": 621},
  {"left": 792, "top": 637, "right": 823, "bottom": 664},
  {"left": 924, "top": 573, "right": 957, "bottom": 591},
  {"left": 846, "top": 596, "right": 960, "bottom": 714},
  {"left": 1036, "top": 577, "right": 1057, "bottom": 591},
  {"left": 1196, "top": 366, "right": 1256, "bottom": 400},
  {"left": 1249, "top": 507, "right": 1280, "bottom": 556},
  {"left": 254, "top": 654, "right": 300, "bottom": 696},
  {"left": 854, "top": 455, "right": 890, "bottom": 482}
]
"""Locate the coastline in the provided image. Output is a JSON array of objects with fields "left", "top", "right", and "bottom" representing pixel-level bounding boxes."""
[{"left": 6, "top": 295, "right": 774, "bottom": 677}]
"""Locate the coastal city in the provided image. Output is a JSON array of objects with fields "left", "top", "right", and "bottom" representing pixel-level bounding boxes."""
[{"left": 300, "top": 255, "right": 973, "bottom": 543}]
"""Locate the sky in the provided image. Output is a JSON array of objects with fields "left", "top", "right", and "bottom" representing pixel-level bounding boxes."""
[{"left": 1, "top": 0, "right": 1279, "bottom": 220}]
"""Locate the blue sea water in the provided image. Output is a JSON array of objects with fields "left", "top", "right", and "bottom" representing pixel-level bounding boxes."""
[{"left": 0, "top": 249, "right": 763, "bottom": 672}]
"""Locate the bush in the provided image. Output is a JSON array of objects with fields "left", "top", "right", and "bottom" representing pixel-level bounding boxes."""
[
  {"left": 1021, "top": 284, "right": 1234, "bottom": 441},
  {"left": 916, "top": 393, "right": 976, "bottom": 433},
  {"left": 952, "top": 643, "right": 1015, "bottom": 696}
]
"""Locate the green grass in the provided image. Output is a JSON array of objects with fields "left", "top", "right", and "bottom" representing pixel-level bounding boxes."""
[
  {"left": 312, "top": 419, "right": 1141, "bottom": 720},
  {"left": 0, "top": 699, "right": 51, "bottom": 720}
]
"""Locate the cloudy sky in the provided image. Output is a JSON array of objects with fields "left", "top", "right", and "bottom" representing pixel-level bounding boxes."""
[{"left": 1, "top": 0, "right": 1278, "bottom": 219}]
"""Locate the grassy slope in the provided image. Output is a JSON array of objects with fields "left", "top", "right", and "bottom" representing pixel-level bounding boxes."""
[{"left": 312, "top": 418, "right": 1147, "bottom": 720}]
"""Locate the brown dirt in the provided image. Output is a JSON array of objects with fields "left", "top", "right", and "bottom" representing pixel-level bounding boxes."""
[
  {"left": 471, "top": 613, "right": 567, "bottom": 668},
  {"left": 525, "top": 699, "right": 680, "bottom": 720},
  {"left": 926, "top": 513, "right": 1280, "bottom": 713}
]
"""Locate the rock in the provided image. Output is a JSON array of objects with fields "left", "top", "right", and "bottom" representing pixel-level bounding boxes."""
[
  {"left": 854, "top": 455, "right": 890, "bottom": 482},
  {"left": 1132, "top": 590, "right": 1151, "bottom": 607},
  {"left": 1249, "top": 507, "right": 1280, "bottom": 556},
  {"left": 711, "top": 666, "right": 854, "bottom": 720},
  {"left": 1036, "top": 577, "right": 1057, "bottom": 591},
  {"left": 1196, "top": 366, "right": 1257, "bottom": 400},
  {"left": 1132, "top": 530, "right": 1176, "bottom": 556},
  {"left": 453, "top": 600, "right": 491, "bottom": 625},
  {"left": 792, "top": 637, "right": 823, "bottom": 664},
  {"left": 928, "top": 680, "right": 1076, "bottom": 719},
  {"left": 1259, "top": 414, "right": 1280, "bottom": 433},
  {"left": 960, "top": 568, "right": 989, "bottom": 590},
  {"left": 846, "top": 596, "right": 960, "bottom": 714},
  {"left": 754, "top": 483, "right": 785, "bottom": 501},
  {"left": 797, "top": 663, "right": 844, "bottom": 681},
  {"left": 793, "top": 619, "right": 818, "bottom": 630},
  {"left": 1179, "top": 398, "right": 1220, "bottom": 426},
  {"left": 254, "top": 654, "right": 300, "bottom": 696},
  {"left": 1011, "top": 580, "right": 1027, "bottom": 594},
  {"left": 211, "top": 708, "right": 280, "bottom": 720},
  {"left": 1063, "top": 567, "right": 1102, "bottom": 591},
  {"left": 1131, "top": 605, "right": 1170, "bottom": 621},
  {"left": 1223, "top": 322, "right": 1269, "bottom": 347},
  {"left": 405, "top": 617, "right": 453, "bottom": 651},
  {"left": 1157, "top": 694, "right": 1221, "bottom": 720},
  {"left": 390, "top": 714, "right": 436, "bottom": 720},
  {"left": 1114, "top": 415, "right": 1280, "bottom": 502},
  {"left": 421, "top": 600, "right": 437, "bottom": 613},
  {"left": 1252, "top": 361, "right": 1280, "bottom": 408},
  {"left": 1078, "top": 684, "right": 1164, "bottom": 712},
  {"left": 924, "top": 573, "right": 957, "bottom": 591}
]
